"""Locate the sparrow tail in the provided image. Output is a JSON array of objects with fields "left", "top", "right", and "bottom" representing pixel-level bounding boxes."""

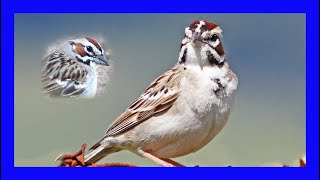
[{"left": 84, "top": 145, "right": 119, "bottom": 164}]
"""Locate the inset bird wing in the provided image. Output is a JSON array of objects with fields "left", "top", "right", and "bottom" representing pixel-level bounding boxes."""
[
  {"left": 90, "top": 63, "right": 185, "bottom": 150},
  {"left": 41, "top": 51, "right": 88, "bottom": 97}
]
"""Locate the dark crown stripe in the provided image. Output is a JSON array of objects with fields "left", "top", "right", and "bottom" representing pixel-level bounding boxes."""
[
  {"left": 189, "top": 20, "right": 200, "bottom": 31},
  {"left": 86, "top": 37, "right": 102, "bottom": 51},
  {"left": 188, "top": 20, "right": 219, "bottom": 34},
  {"left": 204, "top": 21, "right": 218, "bottom": 30}
]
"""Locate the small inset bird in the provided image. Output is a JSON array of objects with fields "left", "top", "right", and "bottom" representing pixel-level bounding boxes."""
[
  {"left": 42, "top": 37, "right": 110, "bottom": 98},
  {"left": 84, "top": 20, "right": 238, "bottom": 166}
]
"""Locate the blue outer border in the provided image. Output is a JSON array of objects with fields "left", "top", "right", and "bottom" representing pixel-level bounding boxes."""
[{"left": 1, "top": 0, "right": 319, "bottom": 180}]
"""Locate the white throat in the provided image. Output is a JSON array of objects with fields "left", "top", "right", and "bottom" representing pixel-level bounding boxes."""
[
  {"left": 82, "top": 62, "right": 99, "bottom": 98},
  {"left": 182, "top": 42, "right": 225, "bottom": 69}
]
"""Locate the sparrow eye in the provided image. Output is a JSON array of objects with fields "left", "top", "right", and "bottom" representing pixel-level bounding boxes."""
[
  {"left": 210, "top": 34, "right": 218, "bottom": 41},
  {"left": 86, "top": 46, "right": 93, "bottom": 52}
]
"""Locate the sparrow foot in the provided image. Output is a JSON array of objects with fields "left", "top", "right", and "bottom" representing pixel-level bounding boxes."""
[{"left": 55, "top": 144, "right": 136, "bottom": 167}]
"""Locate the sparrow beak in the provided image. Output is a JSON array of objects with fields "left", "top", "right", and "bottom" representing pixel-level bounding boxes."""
[
  {"left": 94, "top": 54, "right": 109, "bottom": 66},
  {"left": 192, "top": 32, "right": 203, "bottom": 47}
]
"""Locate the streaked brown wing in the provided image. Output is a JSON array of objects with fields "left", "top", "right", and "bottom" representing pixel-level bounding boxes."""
[
  {"left": 42, "top": 51, "right": 88, "bottom": 97},
  {"left": 90, "top": 63, "right": 185, "bottom": 150}
]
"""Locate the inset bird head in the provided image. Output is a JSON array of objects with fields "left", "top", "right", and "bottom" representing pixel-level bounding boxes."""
[{"left": 68, "top": 37, "right": 109, "bottom": 66}]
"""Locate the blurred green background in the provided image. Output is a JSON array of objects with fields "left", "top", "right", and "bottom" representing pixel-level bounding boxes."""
[{"left": 14, "top": 14, "right": 305, "bottom": 166}]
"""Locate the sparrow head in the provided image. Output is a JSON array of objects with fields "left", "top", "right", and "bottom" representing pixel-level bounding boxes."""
[
  {"left": 68, "top": 37, "right": 109, "bottom": 66},
  {"left": 179, "top": 20, "right": 225, "bottom": 67}
]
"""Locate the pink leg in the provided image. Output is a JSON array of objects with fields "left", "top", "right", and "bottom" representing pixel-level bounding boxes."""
[
  {"left": 137, "top": 149, "right": 176, "bottom": 167},
  {"left": 160, "top": 158, "right": 185, "bottom": 167}
]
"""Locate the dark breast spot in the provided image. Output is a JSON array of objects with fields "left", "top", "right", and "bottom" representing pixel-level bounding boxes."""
[{"left": 213, "top": 78, "right": 224, "bottom": 95}]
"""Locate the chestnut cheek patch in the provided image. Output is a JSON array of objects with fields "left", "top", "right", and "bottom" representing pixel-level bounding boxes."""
[
  {"left": 74, "top": 43, "right": 87, "bottom": 57},
  {"left": 215, "top": 42, "right": 225, "bottom": 56}
]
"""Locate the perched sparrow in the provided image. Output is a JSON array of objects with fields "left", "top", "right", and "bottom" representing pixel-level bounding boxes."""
[
  {"left": 42, "top": 37, "right": 110, "bottom": 98},
  {"left": 84, "top": 20, "right": 238, "bottom": 166}
]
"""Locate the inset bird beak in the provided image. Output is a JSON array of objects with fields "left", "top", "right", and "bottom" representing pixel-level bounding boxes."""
[{"left": 94, "top": 54, "right": 109, "bottom": 66}]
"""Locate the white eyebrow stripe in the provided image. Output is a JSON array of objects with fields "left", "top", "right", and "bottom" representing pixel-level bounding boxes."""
[
  {"left": 210, "top": 27, "right": 223, "bottom": 37},
  {"left": 201, "top": 26, "right": 223, "bottom": 39}
]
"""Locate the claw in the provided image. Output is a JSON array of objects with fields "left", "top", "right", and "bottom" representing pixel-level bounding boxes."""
[{"left": 55, "top": 144, "right": 137, "bottom": 167}]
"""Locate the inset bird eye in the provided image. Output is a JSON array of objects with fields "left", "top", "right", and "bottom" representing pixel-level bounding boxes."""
[{"left": 86, "top": 46, "right": 93, "bottom": 52}]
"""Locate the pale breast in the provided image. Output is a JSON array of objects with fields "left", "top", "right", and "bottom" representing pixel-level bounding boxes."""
[
  {"left": 123, "top": 66, "right": 237, "bottom": 158},
  {"left": 81, "top": 65, "right": 98, "bottom": 98}
]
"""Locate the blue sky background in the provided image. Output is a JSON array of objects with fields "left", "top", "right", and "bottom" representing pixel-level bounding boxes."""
[{"left": 14, "top": 14, "right": 305, "bottom": 166}]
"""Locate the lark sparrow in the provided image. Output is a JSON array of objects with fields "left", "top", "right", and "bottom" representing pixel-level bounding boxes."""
[
  {"left": 84, "top": 20, "right": 238, "bottom": 166},
  {"left": 41, "top": 37, "right": 110, "bottom": 98}
]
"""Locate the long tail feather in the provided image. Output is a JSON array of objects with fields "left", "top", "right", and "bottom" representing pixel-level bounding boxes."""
[{"left": 84, "top": 145, "right": 119, "bottom": 164}]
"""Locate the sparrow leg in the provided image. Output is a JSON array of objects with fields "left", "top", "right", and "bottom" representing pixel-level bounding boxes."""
[
  {"left": 160, "top": 158, "right": 185, "bottom": 167},
  {"left": 137, "top": 149, "right": 175, "bottom": 167}
]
